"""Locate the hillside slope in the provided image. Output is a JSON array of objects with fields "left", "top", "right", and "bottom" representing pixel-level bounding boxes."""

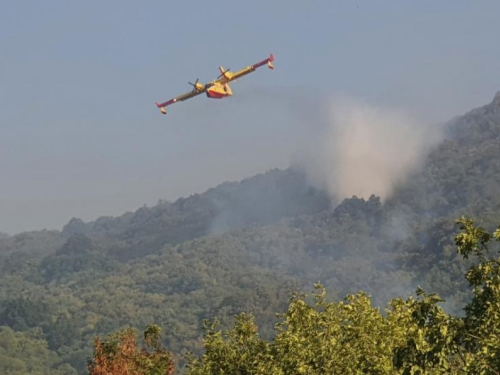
[{"left": 1, "top": 92, "right": 500, "bottom": 373}]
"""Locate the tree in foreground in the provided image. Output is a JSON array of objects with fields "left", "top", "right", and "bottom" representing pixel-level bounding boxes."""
[
  {"left": 88, "top": 324, "right": 174, "bottom": 375},
  {"left": 187, "top": 217, "right": 500, "bottom": 374},
  {"left": 90, "top": 218, "right": 500, "bottom": 374},
  {"left": 454, "top": 217, "right": 500, "bottom": 373}
]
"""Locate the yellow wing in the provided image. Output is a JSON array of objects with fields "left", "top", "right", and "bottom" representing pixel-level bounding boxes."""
[
  {"left": 155, "top": 83, "right": 209, "bottom": 114},
  {"left": 215, "top": 54, "right": 275, "bottom": 84},
  {"left": 173, "top": 89, "right": 205, "bottom": 102}
]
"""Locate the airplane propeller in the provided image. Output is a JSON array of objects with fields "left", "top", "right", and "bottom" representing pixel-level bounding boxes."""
[
  {"left": 188, "top": 78, "right": 201, "bottom": 91},
  {"left": 218, "top": 68, "right": 231, "bottom": 79}
]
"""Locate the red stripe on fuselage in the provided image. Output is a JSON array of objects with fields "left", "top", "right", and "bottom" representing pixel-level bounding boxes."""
[{"left": 207, "top": 90, "right": 227, "bottom": 99}]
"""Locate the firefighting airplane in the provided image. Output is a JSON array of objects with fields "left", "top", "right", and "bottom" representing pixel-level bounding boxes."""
[{"left": 155, "top": 54, "right": 275, "bottom": 114}]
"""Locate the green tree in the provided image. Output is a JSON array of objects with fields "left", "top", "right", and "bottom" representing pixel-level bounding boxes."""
[
  {"left": 186, "top": 218, "right": 500, "bottom": 374},
  {"left": 0, "top": 326, "right": 77, "bottom": 375},
  {"left": 454, "top": 217, "right": 500, "bottom": 374},
  {"left": 187, "top": 287, "right": 463, "bottom": 374}
]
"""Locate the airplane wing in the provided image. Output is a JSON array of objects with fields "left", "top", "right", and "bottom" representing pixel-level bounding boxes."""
[
  {"left": 155, "top": 86, "right": 209, "bottom": 114},
  {"left": 216, "top": 54, "right": 274, "bottom": 83}
]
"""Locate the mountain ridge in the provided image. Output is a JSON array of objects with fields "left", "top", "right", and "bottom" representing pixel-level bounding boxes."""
[{"left": 1, "top": 92, "right": 500, "bottom": 374}]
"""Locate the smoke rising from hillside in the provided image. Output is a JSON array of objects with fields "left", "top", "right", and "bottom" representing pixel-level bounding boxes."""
[{"left": 302, "top": 96, "right": 444, "bottom": 201}]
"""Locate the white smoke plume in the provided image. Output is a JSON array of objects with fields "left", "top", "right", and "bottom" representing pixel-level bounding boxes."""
[{"left": 302, "top": 96, "right": 443, "bottom": 201}]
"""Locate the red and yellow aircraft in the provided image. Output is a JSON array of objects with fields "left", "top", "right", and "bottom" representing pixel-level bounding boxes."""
[{"left": 155, "top": 54, "right": 275, "bottom": 114}]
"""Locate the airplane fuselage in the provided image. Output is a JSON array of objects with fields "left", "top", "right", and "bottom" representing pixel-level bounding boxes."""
[{"left": 206, "top": 81, "right": 233, "bottom": 99}]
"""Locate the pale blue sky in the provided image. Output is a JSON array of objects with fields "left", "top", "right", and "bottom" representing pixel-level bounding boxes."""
[{"left": 1, "top": 1, "right": 499, "bottom": 233}]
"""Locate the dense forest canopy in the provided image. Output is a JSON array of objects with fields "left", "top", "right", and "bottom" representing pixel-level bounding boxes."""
[
  {"left": 0, "top": 92, "right": 499, "bottom": 373},
  {"left": 183, "top": 217, "right": 500, "bottom": 374}
]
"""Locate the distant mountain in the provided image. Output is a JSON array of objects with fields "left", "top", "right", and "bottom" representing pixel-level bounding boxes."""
[
  {"left": 389, "top": 91, "right": 500, "bottom": 220},
  {"left": 1, "top": 92, "right": 500, "bottom": 374},
  {"left": 0, "top": 230, "right": 63, "bottom": 275},
  {"left": 60, "top": 167, "right": 330, "bottom": 259}
]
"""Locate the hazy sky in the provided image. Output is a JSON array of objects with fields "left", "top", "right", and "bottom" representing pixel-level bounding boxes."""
[{"left": 1, "top": 1, "right": 499, "bottom": 234}]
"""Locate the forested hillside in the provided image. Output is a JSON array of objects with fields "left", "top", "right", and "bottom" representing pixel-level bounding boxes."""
[{"left": 0, "top": 93, "right": 499, "bottom": 374}]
